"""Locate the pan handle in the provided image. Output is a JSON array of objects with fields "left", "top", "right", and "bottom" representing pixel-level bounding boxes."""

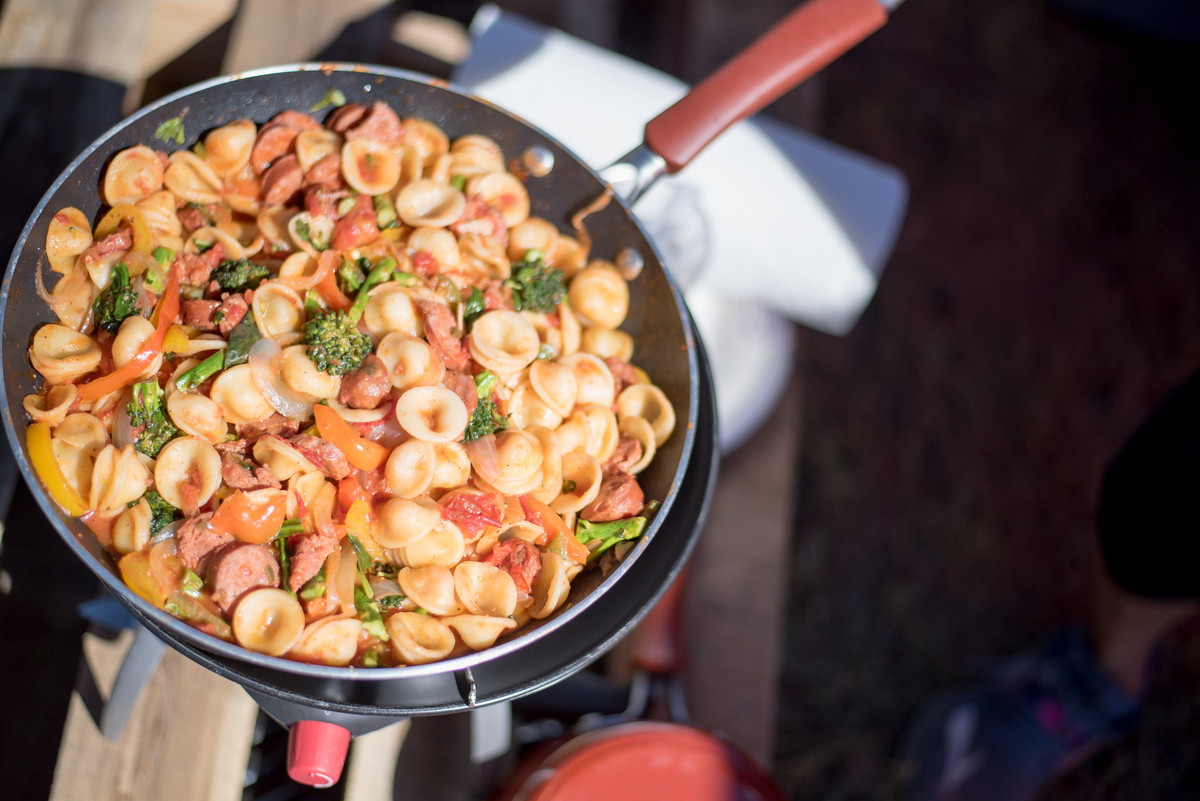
[{"left": 645, "top": 0, "right": 888, "bottom": 174}]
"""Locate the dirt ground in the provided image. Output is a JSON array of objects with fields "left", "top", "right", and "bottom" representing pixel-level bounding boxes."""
[{"left": 771, "top": 0, "right": 1200, "bottom": 798}]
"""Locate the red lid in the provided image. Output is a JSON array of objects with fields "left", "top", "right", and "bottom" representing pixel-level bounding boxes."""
[
  {"left": 287, "top": 720, "right": 351, "bottom": 787},
  {"left": 519, "top": 723, "right": 785, "bottom": 801}
]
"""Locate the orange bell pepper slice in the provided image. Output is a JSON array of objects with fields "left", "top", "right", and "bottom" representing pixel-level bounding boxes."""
[
  {"left": 76, "top": 262, "right": 180, "bottom": 402},
  {"left": 94, "top": 202, "right": 153, "bottom": 254},
  {"left": 313, "top": 404, "right": 389, "bottom": 471},
  {"left": 208, "top": 490, "right": 287, "bottom": 545},
  {"left": 26, "top": 421, "right": 88, "bottom": 516},
  {"left": 313, "top": 251, "right": 352, "bottom": 312}
]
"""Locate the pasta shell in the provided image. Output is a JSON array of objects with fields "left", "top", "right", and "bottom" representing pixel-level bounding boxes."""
[
  {"left": 45, "top": 207, "right": 92, "bottom": 275},
  {"left": 559, "top": 352, "right": 615, "bottom": 410},
  {"left": 154, "top": 437, "right": 220, "bottom": 513},
  {"left": 167, "top": 390, "right": 229, "bottom": 444},
  {"left": 203, "top": 119, "right": 257, "bottom": 177},
  {"left": 398, "top": 520, "right": 465, "bottom": 569},
  {"left": 210, "top": 363, "right": 275, "bottom": 425},
  {"left": 453, "top": 561, "right": 517, "bottom": 618},
  {"left": 547, "top": 234, "right": 587, "bottom": 278},
  {"left": 136, "top": 191, "right": 183, "bottom": 242},
  {"left": 287, "top": 211, "right": 333, "bottom": 255},
  {"left": 253, "top": 435, "right": 318, "bottom": 484},
  {"left": 580, "top": 328, "right": 634, "bottom": 362},
  {"left": 464, "top": 172, "right": 529, "bottom": 228},
  {"left": 30, "top": 324, "right": 101, "bottom": 384},
  {"left": 384, "top": 438, "right": 435, "bottom": 499},
  {"left": 387, "top": 612, "right": 455, "bottom": 665},
  {"left": 164, "top": 150, "right": 223, "bottom": 205},
  {"left": 394, "top": 386, "right": 468, "bottom": 443},
  {"left": 23, "top": 384, "right": 77, "bottom": 427},
  {"left": 48, "top": 262, "right": 98, "bottom": 331},
  {"left": 55, "top": 412, "right": 107, "bottom": 455},
  {"left": 186, "top": 225, "right": 247, "bottom": 261},
  {"left": 552, "top": 450, "right": 602, "bottom": 515},
  {"left": 444, "top": 615, "right": 517, "bottom": 651},
  {"left": 403, "top": 118, "right": 450, "bottom": 166},
  {"left": 557, "top": 301, "right": 582, "bottom": 357},
  {"left": 458, "top": 232, "right": 510, "bottom": 280},
  {"left": 617, "top": 383, "right": 676, "bottom": 446},
  {"left": 485, "top": 430, "right": 544, "bottom": 493},
  {"left": 507, "top": 381, "right": 562, "bottom": 431},
  {"left": 468, "top": 311, "right": 541, "bottom": 374},
  {"left": 568, "top": 263, "right": 629, "bottom": 330},
  {"left": 251, "top": 283, "right": 306, "bottom": 338},
  {"left": 394, "top": 179, "right": 465, "bottom": 228},
  {"left": 376, "top": 496, "right": 442, "bottom": 548},
  {"left": 375, "top": 332, "right": 444, "bottom": 390},
  {"left": 361, "top": 284, "right": 421, "bottom": 342},
  {"left": 256, "top": 205, "right": 295, "bottom": 253},
  {"left": 286, "top": 471, "right": 328, "bottom": 520},
  {"left": 104, "top": 144, "right": 165, "bottom": 205},
  {"left": 507, "top": 217, "right": 558, "bottom": 263},
  {"left": 341, "top": 138, "right": 401, "bottom": 196},
  {"left": 398, "top": 565, "right": 463, "bottom": 615},
  {"left": 449, "top": 134, "right": 504, "bottom": 177},
  {"left": 53, "top": 437, "right": 94, "bottom": 499},
  {"left": 290, "top": 616, "right": 364, "bottom": 666},
  {"left": 280, "top": 344, "right": 341, "bottom": 401},
  {"left": 233, "top": 588, "right": 305, "bottom": 656},
  {"left": 618, "top": 415, "right": 658, "bottom": 475},
  {"left": 429, "top": 441, "right": 471, "bottom": 491},
  {"left": 112, "top": 498, "right": 153, "bottom": 555},
  {"left": 89, "top": 444, "right": 150, "bottom": 517},
  {"left": 112, "top": 316, "right": 164, "bottom": 381},
  {"left": 407, "top": 226, "right": 461, "bottom": 269},
  {"left": 294, "top": 128, "right": 342, "bottom": 171},
  {"left": 528, "top": 551, "right": 571, "bottom": 620},
  {"left": 580, "top": 405, "right": 620, "bottom": 463},
  {"left": 529, "top": 359, "right": 579, "bottom": 418}
]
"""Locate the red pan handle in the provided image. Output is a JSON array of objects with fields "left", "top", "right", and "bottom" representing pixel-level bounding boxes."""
[
  {"left": 643, "top": 0, "right": 888, "bottom": 173},
  {"left": 287, "top": 720, "right": 351, "bottom": 787},
  {"left": 629, "top": 571, "right": 689, "bottom": 675}
]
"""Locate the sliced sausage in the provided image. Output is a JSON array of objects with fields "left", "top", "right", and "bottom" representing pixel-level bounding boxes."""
[
  {"left": 215, "top": 293, "right": 249, "bottom": 336},
  {"left": 330, "top": 194, "right": 379, "bottom": 250},
  {"left": 236, "top": 413, "right": 302, "bottom": 440},
  {"left": 177, "top": 512, "right": 233, "bottom": 573},
  {"left": 324, "top": 103, "right": 368, "bottom": 134},
  {"left": 289, "top": 434, "right": 352, "bottom": 480},
  {"left": 288, "top": 529, "right": 339, "bottom": 593},
  {"left": 442, "top": 370, "right": 478, "bottom": 417},
  {"left": 269, "top": 109, "right": 320, "bottom": 132},
  {"left": 418, "top": 300, "right": 470, "bottom": 372},
  {"left": 303, "top": 152, "right": 343, "bottom": 190},
  {"left": 176, "top": 242, "right": 226, "bottom": 287},
  {"left": 182, "top": 299, "right": 221, "bottom": 331},
  {"left": 250, "top": 121, "right": 300, "bottom": 174},
  {"left": 261, "top": 154, "right": 303, "bottom": 205},
  {"left": 580, "top": 473, "right": 644, "bottom": 522},
  {"left": 484, "top": 538, "right": 542, "bottom": 596},
  {"left": 208, "top": 543, "right": 281, "bottom": 612},
  {"left": 343, "top": 101, "right": 404, "bottom": 146},
  {"left": 603, "top": 435, "right": 643, "bottom": 476},
  {"left": 451, "top": 196, "right": 508, "bottom": 249},
  {"left": 220, "top": 451, "right": 282, "bottom": 491},
  {"left": 605, "top": 357, "right": 638, "bottom": 397},
  {"left": 337, "top": 354, "right": 392, "bottom": 410}
]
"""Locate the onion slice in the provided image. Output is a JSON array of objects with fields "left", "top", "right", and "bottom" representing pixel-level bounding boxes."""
[
  {"left": 248, "top": 338, "right": 314, "bottom": 420},
  {"left": 111, "top": 387, "right": 135, "bottom": 450},
  {"left": 464, "top": 434, "right": 501, "bottom": 486},
  {"left": 35, "top": 255, "right": 55, "bottom": 306}
]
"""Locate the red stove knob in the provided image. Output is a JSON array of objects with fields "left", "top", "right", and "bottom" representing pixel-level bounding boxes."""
[{"left": 287, "top": 720, "right": 351, "bottom": 787}]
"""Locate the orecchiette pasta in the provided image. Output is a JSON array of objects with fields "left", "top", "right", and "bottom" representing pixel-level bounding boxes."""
[{"left": 24, "top": 101, "right": 678, "bottom": 670}]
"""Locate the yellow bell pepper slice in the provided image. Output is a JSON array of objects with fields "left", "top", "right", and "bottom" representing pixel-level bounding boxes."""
[
  {"left": 93, "top": 202, "right": 152, "bottom": 254},
  {"left": 162, "top": 324, "right": 191, "bottom": 354},
  {"left": 26, "top": 422, "right": 88, "bottom": 516}
]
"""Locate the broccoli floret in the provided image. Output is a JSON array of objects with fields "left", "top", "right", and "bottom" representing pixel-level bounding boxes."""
[
  {"left": 143, "top": 490, "right": 181, "bottom": 535},
  {"left": 504, "top": 250, "right": 566, "bottom": 313},
  {"left": 127, "top": 380, "right": 180, "bottom": 458},
  {"left": 210, "top": 258, "right": 270, "bottom": 292},
  {"left": 92, "top": 262, "right": 143, "bottom": 333},
  {"left": 303, "top": 310, "right": 373, "bottom": 376},
  {"left": 462, "top": 370, "right": 507, "bottom": 442}
]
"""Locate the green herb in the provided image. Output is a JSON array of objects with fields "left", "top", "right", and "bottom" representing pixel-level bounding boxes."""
[
  {"left": 337, "top": 258, "right": 366, "bottom": 296},
  {"left": 562, "top": 479, "right": 577, "bottom": 494},
  {"left": 299, "top": 567, "right": 326, "bottom": 601},
  {"left": 347, "top": 533, "right": 373, "bottom": 577},
  {"left": 354, "top": 585, "right": 389, "bottom": 641},
  {"left": 310, "top": 88, "right": 347, "bottom": 112},
  {"left": 450, "top": 174, "right": 467, "bottom": 191},
  {"left": 92, "top": 263, "right": 142, "bottom": 333},
  {"left": 463, "top": 287, "right": 486, "bottom": 330},
  {"left": 392, "top": 271, "right": 421, "bottom": 286},
  {"left": 127, "top": 381, "right": 180, "bottom": 458},
  {"left": 224, "top": 309, "right": 263, "bottom": 367},
  {"left": 152, "top": 246, "right": 175, "bottom": 266},
  {"left": 574, "top": 516, "right": 648, "bottom": 563},
  {"left": 175, "top": 349, "right": 224, "bottom": 391},
  {"left": 372, "top": 561, "right": 399, "bottom": 579},
  {"left": 155, "top": 116, "right": 186, "bottom": 146},
  {"left": 377, "top": 594, "right": 406, "bottom": 609},
  {"left": 462, "top": 370, "right": 507, "bottom": 442},
  {"left": 274, "top": 527, "right": 293, "bottom": 595}
]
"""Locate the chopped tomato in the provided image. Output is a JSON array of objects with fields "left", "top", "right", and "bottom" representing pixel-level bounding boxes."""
[
  {"left": 209, "top": 490, "right": 287, "bottom": 545},
  {"left": 441, "top": 492, "right": 502, "bottom": 539},
  {"left": 337, "top": 474, "right": 371, "bottom": 519},
  {"left": 313, "top": 403, "right": 389, "bottom": 471}
]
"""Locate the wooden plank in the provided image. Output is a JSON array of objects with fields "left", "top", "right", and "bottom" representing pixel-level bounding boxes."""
[
  {"left": 342, "top": 720, "right": 410, "bottom": 801},
  {"left": 221, "top": 0, "right": 394, "bottom": 73},
  {"left": 49, "top": 629, "right": 258, "bottom": 801},
  {"left": 682, "top": 371, "right": 800, "bottom": 766}
]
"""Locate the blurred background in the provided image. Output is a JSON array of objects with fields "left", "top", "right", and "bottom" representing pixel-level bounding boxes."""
[{"left": 2, "top": 0, "right": 1200, "bottom": 798}]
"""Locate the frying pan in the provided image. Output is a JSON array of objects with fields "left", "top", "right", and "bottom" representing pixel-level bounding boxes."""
[{"left": 0, "top": 0, "right": 892, "bottom": 785}]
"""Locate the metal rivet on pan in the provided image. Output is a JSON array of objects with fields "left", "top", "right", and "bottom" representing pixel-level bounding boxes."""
[
  {"left": 616, "top": 246, "right": 644, "bottom": 280},
  {"left": 521, "top": 146, "right": 555, "bottom": 177}
]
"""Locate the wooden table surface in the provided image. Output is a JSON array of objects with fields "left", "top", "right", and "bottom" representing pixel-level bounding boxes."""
[{"left": 0, "top": 2, "right": 801, "bottom": 798}]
